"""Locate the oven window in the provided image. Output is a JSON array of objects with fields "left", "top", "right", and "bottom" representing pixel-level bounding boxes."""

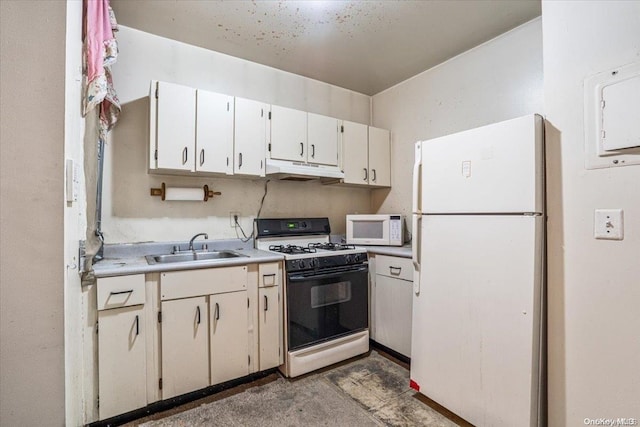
[
  {"left": 353, "top": 221, "right": 384, "bottom": 239},
  {"left": 287, "top": 267, "right": 368, "bottom": 351},
  {"left": 311, "top": 281, "right": 351, "bottom": 308}
]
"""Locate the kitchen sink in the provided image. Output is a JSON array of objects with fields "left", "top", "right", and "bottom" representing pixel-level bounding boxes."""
[{"left": 145, "top": 250, "right": 247, "bottom": 265}]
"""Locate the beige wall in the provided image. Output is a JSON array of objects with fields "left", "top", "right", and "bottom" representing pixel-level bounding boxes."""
[
  {"left": 543, "top": 2, "right": 640, "bottom": 425},
  {"left": 104, "top": 27, "right": 373, "bottom": 243},
  {"left": 370, "top": 19, "right": 543, "bottom": 220},
  {"left": 0, "top": 1, "right": 66, "bottom": 425}
]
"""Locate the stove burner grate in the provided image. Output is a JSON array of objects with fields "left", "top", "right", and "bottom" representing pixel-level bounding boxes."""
[
  {"left": 269, "top": 245, "right": 317, "bottom": 255},
  {"left": 307, "top": 242, "right": 357, "bottom": 251}
]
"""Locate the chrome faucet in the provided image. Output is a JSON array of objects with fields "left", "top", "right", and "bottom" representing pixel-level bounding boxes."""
[{"left": 188, "top": 233, "right": 209, "bottom": 251}]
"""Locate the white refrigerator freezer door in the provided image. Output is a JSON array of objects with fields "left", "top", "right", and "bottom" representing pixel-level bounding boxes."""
[
  {"left": 411, "top": 214, "right": 543, "bottom": 427},
  {"left": 421, "top": 114, "right": 543, "bottom": 214}
]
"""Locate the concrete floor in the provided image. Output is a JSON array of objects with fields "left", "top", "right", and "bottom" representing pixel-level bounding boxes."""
[{"left": 126, "top": 350, "right": 465, "bottom": 427}]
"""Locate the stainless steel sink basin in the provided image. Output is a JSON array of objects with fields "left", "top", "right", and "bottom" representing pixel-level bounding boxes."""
[{"left": 145, "top": 250, "right": 247, "bottom": 265}]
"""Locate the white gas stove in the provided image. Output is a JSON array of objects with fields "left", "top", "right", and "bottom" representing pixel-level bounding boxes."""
[{"left": 254, "top": 218, "right": 370, "bottom": 378}]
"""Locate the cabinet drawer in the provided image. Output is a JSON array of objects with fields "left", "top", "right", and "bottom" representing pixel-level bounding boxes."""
[
  {"left": 97, "top": 274, "right": 146, "bottom": 310},
  {"left": 161, "top": 265, "right": 247, "bottom": 300},
  {"left": 375, "top": 255, "right": 413, "bottom": 281},
  {"left": 258, "top": 262, "right": 280, "bottom": 288}
]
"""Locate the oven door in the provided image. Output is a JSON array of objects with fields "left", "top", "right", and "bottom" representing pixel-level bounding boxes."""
[{"left": 286, "top": 264, "right": 369, "bottom": 351}]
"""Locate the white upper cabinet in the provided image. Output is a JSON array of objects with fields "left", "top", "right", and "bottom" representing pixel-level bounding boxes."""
[
  {"left": 308, "top": 113, "right": 339, "bottom": 166},
  {"left": 234, "top": 97, "right": 267, "bottom": 177},
  {"left": 342, "top": 120, "right": 369, "bottom": 185},
  {"left": 368, "top": 126, "right": 391, "bottom": 187},
  {"left": 196, "top": 90, "right": 234, "bottom": 174},
  {"left": 270, "top": 105, "right": 307, "bottom": 162},
  {"left": 270, "top": 107, "right": 340, "bottom": 167},
  {"left": 341, "top": 121, "right": 391, "bottom": 188},
  {"left": 151, "top": 81, "right": 197, "bottom": 172},
  {"left": 150, "top": 81, "right": 235, "bottom": 175}
]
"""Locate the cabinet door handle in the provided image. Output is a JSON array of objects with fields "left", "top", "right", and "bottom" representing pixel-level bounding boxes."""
[
  {"left": 300, "top": 142, "right": 304, "bottom": 157},
  {"left": 363, "top": 168, "right": 368, "bottom": 181},
  {"left": 182, "top": 147, "right": 188, "bottom": 165},
  {"left": 135, "top": 315, "right": 139, "bottom": 336},
  {"left": 215, "top": 302, "right": 220, "bottom": 320},
  {"left": 200, "top": 149, "right": 205, "bottom": 166},
  {"left": 263, "top": 273, "right": 276, "bottom": 282},
  {"left": 110, "top": 289, "right": 133, "bottom": 295},
  {"left": 372, "top": 169, "right": 377, "bottom": 182},
  {"left": 311, "top": 144, "right": 315, "bottom": 158},
  {"left": 196, "top": 306, "right": 201, "bottom": 324},
  {"left": 389, "top": 266, "right": 402, "bottom": 275},
  {"left": 264, "top": 295, "right": 268, "bottom": 311},
  {"left": 238, "top": 153, "right": 243, "bottom": 168}
]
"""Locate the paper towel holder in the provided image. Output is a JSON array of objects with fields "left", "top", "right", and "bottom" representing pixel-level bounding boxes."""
[{"left": 150, "top": 182, "right": 222, "bottom": 201}]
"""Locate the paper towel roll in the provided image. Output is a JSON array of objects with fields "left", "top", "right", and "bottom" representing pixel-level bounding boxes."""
[{"left": 164, "top": 187, "right": 205, "bottom": 201}]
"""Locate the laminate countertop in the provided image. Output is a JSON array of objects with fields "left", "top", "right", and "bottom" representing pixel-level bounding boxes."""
[
  {"left": 92, "top": 239, "right": 283, "bottom": 278},
  {"left": 359, "top": 244, "right": 412, "bottom": 259}
]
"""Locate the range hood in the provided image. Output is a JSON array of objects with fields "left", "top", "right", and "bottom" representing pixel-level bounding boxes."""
[{"left": 265, "top": 159, "right": 345, "bottom": 181}]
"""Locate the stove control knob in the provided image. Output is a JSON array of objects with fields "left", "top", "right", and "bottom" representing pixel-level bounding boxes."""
[
  {"left": 345, "top": 255, "right": 352, "bottom": 264},
  {"left": 299, "top": 259, "right": 306, "bottom": 269}
]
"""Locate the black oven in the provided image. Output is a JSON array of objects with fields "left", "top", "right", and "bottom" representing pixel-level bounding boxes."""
[{"left": 286, "top": 263, "right": 369, "bottom": 351}]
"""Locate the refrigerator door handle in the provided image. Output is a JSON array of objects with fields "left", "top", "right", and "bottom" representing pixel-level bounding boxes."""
[
  {"left": 412, "top": 142, "right": 422, "bottom": 214},
  {"left": 412, "top": 214, "right": 421, "bottom": 295}
]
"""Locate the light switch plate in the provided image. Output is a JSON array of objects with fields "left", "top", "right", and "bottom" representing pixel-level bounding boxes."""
[{"left": 594, "top": 209, "right": 624, "bottom": 240}]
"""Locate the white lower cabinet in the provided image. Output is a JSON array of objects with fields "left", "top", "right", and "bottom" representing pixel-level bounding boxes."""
[
  {"left": 210, "top": 290, "right": 249, "bottom": 385},
  {"left": 96, "top": 274, "right": 147, "bottom": 420},
  {"left": 258, "top": 262, "right": 283, "bottom": 370},
  {"left": 98, "top": 305, "right": 147, "bottom": 420},
  {"left": 161, "top": 296, "right": 210, "bottom": 399},
  {"left": 373, "top": 255, "right": 413, "bottom": 357},
  {"left": 258, "top": 286, "right": 280, "bottom": 370},
  {"left": 96, "top": 261, "right": 285, "bottom": 421}
]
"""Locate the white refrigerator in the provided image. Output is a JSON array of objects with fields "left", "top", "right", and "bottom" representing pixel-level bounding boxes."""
[{"left": 410, "top": 114, "right": 545, "bottom": 426}]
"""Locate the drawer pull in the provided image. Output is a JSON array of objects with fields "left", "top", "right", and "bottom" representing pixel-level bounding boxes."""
[
  {"left": 110, "top": 289, "right": 134, "bottom": 296},
  {"left": 135, "top": 315, "right": 139, "bottom": 336},
  {"left": 389, "top": 266, "right": 402, "bottom": 275},
  {"left": 196, "top": 306, "right": 201, "bottom": 324},
  {"left": 264, "top": 295, "right": 268, "bottom": 311},
  {"left": 263, "top": 273, "right": 276, "bottom": 284},
  {"left": 215, "top": 302, "right": 220, "bottom": 320}
]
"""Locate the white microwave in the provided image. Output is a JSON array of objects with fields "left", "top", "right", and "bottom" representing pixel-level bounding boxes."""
[{"left": 346, "top": 214, "right": 405, "bottom": 246}]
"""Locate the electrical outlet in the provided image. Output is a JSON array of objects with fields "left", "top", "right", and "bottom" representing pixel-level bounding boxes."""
[{"left": 230, "top": 212, "right": 240, "bottom": 228}]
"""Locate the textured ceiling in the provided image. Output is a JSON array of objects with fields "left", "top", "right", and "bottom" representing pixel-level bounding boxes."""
[{"left": 111, "top": 0, "right": 541, "bottom": 95}]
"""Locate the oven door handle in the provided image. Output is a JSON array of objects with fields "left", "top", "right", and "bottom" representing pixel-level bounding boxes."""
[{"left": 288, "top": 265, "right": 368, "bottom": 281}]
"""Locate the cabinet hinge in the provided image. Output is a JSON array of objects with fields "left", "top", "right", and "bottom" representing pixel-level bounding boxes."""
[
  {"left": 97, "top": 395, "right": 99, "bottom": 409},
  {"left": 227, "top": 102, "right": 230, "bottom": 111},
  {"left": 248, "top": 355, "right": 251, "bottom": 366},
  {"left": 261, "top": 109, "right": 264, "bottom": 118},
  {"left": 159, "top": 378, "right": 163, "bottom": 390},
  {"left": 154, "top": 149, "right": 158, "bottom": 160},
  {"left": 155, "top": 85, "right": 159, "bottom": 99},
  {"left": 340, "top": 125, "right": 344, "bottom": 133},
  {"left": 95, "top": 320, "right": 98, "bottom": 334},
  {"left": 157, "top": 311, "right": 162, "bottom": 323},
  {"left": 600, "top": 99, "right": 606, "bottom": 110},
  {"left": 247, "top": 298, "right": 250, "bottom": 308},
  {"left": 268, "top": 111, "right": 271, "bottom": 120},
  {"left": 268, "top": 143, "right": 271, "bottom": 152}
]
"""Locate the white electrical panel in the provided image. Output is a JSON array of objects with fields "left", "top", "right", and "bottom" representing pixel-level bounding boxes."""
[{"left": 584, "top": 61, "right": 640, "bottom": 169}]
